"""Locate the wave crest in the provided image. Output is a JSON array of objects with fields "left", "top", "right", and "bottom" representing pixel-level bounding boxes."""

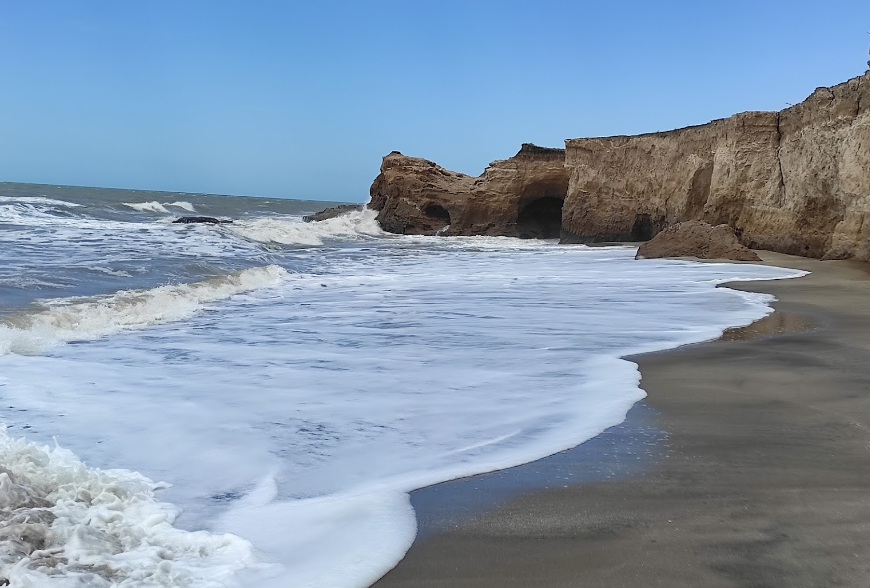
[
  {"left": 0, "top": 265, "right": 288, "bottom": 355},
  {"left": 123, "top": 202, "right": 171, "bottom": 213},
  {"left": 167, "top": 201, "right": 196, "bottom": 212},
  {"left": 123, "top": 201, "right": 197, "bottom": 214},
  {"left": 0, "top": 196, "right": 81, "bottom": 208},
  {"left": 229, "top": 208, "right": 383, "bottom": 246}
]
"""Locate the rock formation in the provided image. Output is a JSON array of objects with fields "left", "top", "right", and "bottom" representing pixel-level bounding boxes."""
[
  {"left": 303, "top": 204, "right": 364, "bottom": 223},
  {"left": 172, "top": 216, "right": 232, "bottom": 224},
  {"left": 635, "top": 221, "right": 761, "bottom": 261},
  {"left": 369, "top": 63, "right": 870, "bottom": 261},
  {"left": 564, "top": 72, "right": 869, "bottom": 260},
  {"left": 370, "top": 144, "right": 569, "bottom": 238}
]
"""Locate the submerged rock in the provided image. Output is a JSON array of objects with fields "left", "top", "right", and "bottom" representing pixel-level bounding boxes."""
[
  {"left": 172, "top": 216, "right": 232, "bottom": 224},
  {"left": 635, "top": 221, "right": 761, "bottom": 261},
  {"left": 303, "top": 204, "right": 364, "bottom": 223}
]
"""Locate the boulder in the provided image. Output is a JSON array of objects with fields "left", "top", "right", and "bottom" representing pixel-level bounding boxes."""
[{"left": 635, "top": 221, "right": 761, "bottom": 261}]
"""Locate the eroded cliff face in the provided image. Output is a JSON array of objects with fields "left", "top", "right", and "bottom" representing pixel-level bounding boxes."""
[
  {"left": 370, "top": 69, "right": 870, "bottom": 260},
  {"left": 564, "top": 71, "right": 870, "bottom": 260},
  {"left": 369, "top": 144, "right": 569, "bottom": 238}
]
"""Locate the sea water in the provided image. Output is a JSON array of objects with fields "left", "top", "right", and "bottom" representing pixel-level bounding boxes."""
[{"left": 0, "top": 182, "right": 805, "bottom": 587}]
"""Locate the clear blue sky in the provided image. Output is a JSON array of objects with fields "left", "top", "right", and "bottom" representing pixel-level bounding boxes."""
[{"left": 1, "top": 1, "right": 868, "bottom": 201}]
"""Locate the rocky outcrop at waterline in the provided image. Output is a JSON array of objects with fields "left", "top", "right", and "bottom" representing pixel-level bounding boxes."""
[
  {"left": 369, "top": 144, "right": 569, "bottom": 238},
  {"left": 635, "top": 221, "right": 761, "bottom": 261},
  {"left": 369, "top": 64, "right": 870, "bottom": 261},
  {"left": 303, "top": 204, "right": 364, "bottom": 223},
  {"left": 172, "top": 216, "right": 233, "bottom": 224}
]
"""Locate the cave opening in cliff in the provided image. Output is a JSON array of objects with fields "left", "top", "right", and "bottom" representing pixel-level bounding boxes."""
[
  {"left": 419, "top": 204, "right": 451, "bottom": 232},
  {"left": 423, "top": 204, "right": 450, "bottom": 222},
  {"left": 517, "top": 196, "right": 564, "bottom": 239}
]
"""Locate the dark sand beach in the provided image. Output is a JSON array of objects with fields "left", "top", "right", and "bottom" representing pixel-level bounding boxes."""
[{"left": 375, "top": 252, "right": 870, "bottom": 587}]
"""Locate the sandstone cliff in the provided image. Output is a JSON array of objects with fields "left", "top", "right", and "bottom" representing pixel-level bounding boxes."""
[
  {"left": 370, "top": 67, "right": 870, "bottom": 260},
  {"left": 370, "top": 144, "right": 569, "bottom": 238},
  {"left": 564, "top": 71, "right": 869, "bottom": 260}
]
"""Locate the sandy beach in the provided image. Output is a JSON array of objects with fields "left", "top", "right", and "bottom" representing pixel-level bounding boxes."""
[{"left": 374, "top": 251, "right": 870, "bottom": 587}]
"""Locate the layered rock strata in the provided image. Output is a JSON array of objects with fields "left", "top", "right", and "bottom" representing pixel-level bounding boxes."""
[
  {"left": 635, "top": 221, "right": 761, "bottom": 261},
  {"left": 369, "top": 68, "right": 870, "bottom": 260},
  {"left": 564, "top": 71, "right": 869, "bottom": 260}
]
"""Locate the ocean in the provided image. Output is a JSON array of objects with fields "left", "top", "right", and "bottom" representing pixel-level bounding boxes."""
[{"left": 0, "top": 182, "right": 804, "bottom": 587}]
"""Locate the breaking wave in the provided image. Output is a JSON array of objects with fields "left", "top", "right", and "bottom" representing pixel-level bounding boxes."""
[
  {"left": 122, "top": 202, "right": 195, "bottom": 214},
  {"left": 0, "top": 427, "right": 257, "bottom": 587},
  {"left": 123, "top": 202, "right": 170, "bottom": 213},
  {"left": 0, "top": 196, "right": 81, "bottom": 208},
  {"left": 0, "top": 266, "right": 288, "bottom": 355},
  {"left": 229, "top": 208, "right": 383, "bottom": 246},
  {"left": 167, "top": 201, "right": 196, "bottom": 212}
]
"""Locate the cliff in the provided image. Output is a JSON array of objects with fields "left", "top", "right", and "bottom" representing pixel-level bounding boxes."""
[
  {"left": 369, "top": 68, "right": 870, "bottom": 260},
  {"left": 564, "top": 71, "right": 869, "bottom": 259}
]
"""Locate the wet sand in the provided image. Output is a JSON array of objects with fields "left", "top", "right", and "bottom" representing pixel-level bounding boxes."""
[{"left": 374, "top": 252, "right": 870, "bottom": 588}]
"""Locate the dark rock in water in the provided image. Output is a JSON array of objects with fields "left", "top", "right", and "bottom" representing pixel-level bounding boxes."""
[
  {"left": 172, "top": 216, "right": 233, "bottom": 224},
  {"left": 303, "top": 204, "right": 364, "bottom": 223}
]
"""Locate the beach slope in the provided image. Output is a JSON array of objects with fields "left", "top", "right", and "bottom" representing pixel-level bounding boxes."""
[{"left": 374, "top": 252, "right": 870, "bottom": 587}]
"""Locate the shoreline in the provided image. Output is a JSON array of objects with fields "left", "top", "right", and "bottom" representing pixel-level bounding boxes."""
[{"left": 373, "top": 251, "right": 870, "bottom": 587}]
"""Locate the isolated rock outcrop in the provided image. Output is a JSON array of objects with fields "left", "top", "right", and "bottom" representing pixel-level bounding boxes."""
[
  {"left": 172, "top": 216, "right": 232, "bottom": 224},
  {"left": 370, "top": 144, "right": 569, "bottom": 238},
  {"left": 635, "top": 221, "right": 761, "bottom": 261},
  {"left": 369, "top": 62, "right": 870, "bottom": 261},
  {"left": 303, "top": 204, "right": 364, "bottom": 223}
]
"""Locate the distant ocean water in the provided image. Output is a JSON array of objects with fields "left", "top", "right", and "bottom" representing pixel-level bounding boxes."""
[{"left": 0, "top": 182, "right": 804, "bottom": 587}]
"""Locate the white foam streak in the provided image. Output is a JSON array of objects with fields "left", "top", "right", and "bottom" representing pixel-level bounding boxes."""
[
  {"left": 230, "top": 208, "right": 384, "bottom": 246},
  {"left": 122, "top": 201, "right": 197, "bottom": 214},
  {"left": 0, "top": 427, "right": 258, "bottom": 587},
  {"left": 122, "top": 202, "right": 171, "bottom": 213},
  {"left": 0, "top": 196, "right": 81, "bottom": 207},
  {"left": 167, "top": 202, "right": 196, "bottom": 212},
  {"left": 220, "top": 482, "right": 415, "bottom": 588},
  {"left": 0, "top": 266, "right": 288, "bottom": 355}
]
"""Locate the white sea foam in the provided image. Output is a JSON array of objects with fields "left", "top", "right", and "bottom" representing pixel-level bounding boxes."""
[
  {"left": 0, "top": 245, "right": 807, "bottom": 587},
  {"left": 84, "top": 266, "right": 133, "bottom": 278},
  {"left": 229, "top": 208, "right": 384, "bottom": 246},
  {"left": 167, "top": 201, "right": 196, "bottom": 212},
  {"left": 122, "top": 202, "right": 171, "bottom": 213},
  {"left": 0, "top": 427, "right": 258, "bottom": 587},
  {"left": 0, "top": 265, "right": 288, "bottom": 355},
  {"left": 120, "top": 201, "right": 196, "bottom": 214},
  {"left": 0, "top": 196, "right": 81, "bottom": 207}
]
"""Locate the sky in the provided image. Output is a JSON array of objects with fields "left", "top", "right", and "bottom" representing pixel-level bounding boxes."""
[{"left": 0, "top": 1, "right": 868, "bottom": 202}]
